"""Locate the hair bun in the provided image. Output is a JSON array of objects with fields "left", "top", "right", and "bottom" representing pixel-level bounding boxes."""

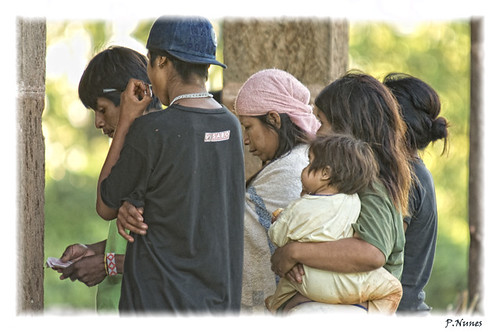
[{"left": 430, "top": 116, "right": 449, "bottom": 141}]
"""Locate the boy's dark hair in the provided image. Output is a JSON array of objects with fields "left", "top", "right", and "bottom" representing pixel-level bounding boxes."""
[
  {"left": 308, "top": 134, "right": 379, "bottom": 195},
  {"left": 148, "top": 48, "right": 210, "bottom": 82},
  {"left": 383, "top": 72, "right": 449, "bottom": 155},
  {"left": 78, "top": 46, "right": 162, "bottom": 111}
]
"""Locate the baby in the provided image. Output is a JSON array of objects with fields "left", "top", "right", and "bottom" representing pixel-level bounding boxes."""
[{"left": 267, "top": 134, "right": 402, "bottom": 314}]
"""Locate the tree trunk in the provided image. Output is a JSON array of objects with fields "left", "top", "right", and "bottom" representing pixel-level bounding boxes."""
[
  {"left": 468, "top": 17, "right": 483, "bottom": 314},
  {"left": 17, "top": 17, "right": 46, "bottom": 313}
]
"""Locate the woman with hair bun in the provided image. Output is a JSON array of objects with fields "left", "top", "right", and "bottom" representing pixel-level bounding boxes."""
[{"left": 383, "top": 72, "right": 449, "bottom": 314}]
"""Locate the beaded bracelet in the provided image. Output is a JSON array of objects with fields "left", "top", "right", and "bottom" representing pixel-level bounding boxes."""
[
  {"left": 104, "top": 253, "right": 108, "bottom": 275},
  {"left": 105, "top": 252, "right": 118, "bottom": 276}
]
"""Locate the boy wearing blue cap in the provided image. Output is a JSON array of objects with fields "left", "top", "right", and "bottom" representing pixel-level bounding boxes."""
[{"left": 96, "top": 16, "right": 245, "bottom": 313}]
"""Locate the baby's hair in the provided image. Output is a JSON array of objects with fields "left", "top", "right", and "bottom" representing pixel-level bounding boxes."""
[{"left": 308, "top": 134, "right": 379, "bottom": 195}]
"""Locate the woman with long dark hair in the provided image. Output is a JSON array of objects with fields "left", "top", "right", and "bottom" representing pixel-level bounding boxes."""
[{"left": 271, "top": 71, "right": 412, "bottom": 313}]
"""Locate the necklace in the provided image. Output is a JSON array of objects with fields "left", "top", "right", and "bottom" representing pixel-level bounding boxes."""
[{"left": 169, "top": 92, "right": 213, "bottom": 107}]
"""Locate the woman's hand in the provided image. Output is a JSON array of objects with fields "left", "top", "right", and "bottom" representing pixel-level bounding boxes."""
[
  {"left": 117, "top": 201, "right": 147, "bottom": 242},
  {"left": 118, "top": 79, "right": 152, "bottom": 125},
  {"left": 271, "top": 243, "right": 305, "bottom": 282},
  {"left": 285, "top": 264, "right": 305, "bottom": 283}
]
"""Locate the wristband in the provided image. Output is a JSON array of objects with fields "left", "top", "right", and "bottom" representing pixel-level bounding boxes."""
[{"left": 105, "top": 252, "right": 118, "bottom": 276}]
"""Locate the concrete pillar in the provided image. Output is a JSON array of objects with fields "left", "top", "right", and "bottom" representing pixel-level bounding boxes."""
[
  {"left": 17, "top": 18, "right": 46, "bottom": 313},
  {"left": 222, "top": 18, "right": 349, "bottom": 178}
]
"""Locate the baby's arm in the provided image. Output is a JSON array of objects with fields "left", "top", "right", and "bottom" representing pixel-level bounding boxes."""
[
  {"left": 269, "top": 199, "right": 315, "bottom": 247},
  {"left": 268, "top": 206, "right": 297, "bottom": 247}
]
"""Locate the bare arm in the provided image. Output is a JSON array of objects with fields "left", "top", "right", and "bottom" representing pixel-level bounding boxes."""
[
  {"left": 96, "top": 79, "right": 152, "bottom": 220},
  {"left": 271, "top": 233, "right": 386, "bottom": 281}
]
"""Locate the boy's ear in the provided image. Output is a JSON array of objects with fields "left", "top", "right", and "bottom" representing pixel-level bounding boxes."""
[
  {"left": 321, "top": 166, "right": 332, "bottom": 180},
  {"left": 158, "top": 56, "right": 169, "bottom": 68}
]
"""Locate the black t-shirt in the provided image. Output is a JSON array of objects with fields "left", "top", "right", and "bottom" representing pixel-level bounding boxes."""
[
  {"left": 397, "top": 158, "right": 438, "bottom": 312},
  {"left": 101, "top": 104, "right": 245, "bottom": 313}
]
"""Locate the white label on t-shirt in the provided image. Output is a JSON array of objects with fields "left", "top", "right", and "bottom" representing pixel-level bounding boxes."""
[{"left": 204, "top": 130, "right": 230, "bottom": 142}]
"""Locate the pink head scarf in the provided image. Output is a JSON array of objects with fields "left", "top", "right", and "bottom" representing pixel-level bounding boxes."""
[{"left": 234, "top": 69, "right": 320, "bottom": 139}]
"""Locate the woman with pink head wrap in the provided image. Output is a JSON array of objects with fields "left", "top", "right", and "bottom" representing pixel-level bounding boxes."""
[
  {"left": 234, "top": 69, "right": 319, "bottom": 313},
  {"left": 235, "top": 69, "right": 320, "bottom": 140}
]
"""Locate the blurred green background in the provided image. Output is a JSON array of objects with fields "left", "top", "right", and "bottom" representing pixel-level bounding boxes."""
[{"left": 43, "top": 19, "right": 470, "bottom": 313}]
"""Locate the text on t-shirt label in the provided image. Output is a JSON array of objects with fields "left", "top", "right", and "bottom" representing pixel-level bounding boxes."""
[{"left": 204, "top": 130, "right": 231, "bottom": 142}]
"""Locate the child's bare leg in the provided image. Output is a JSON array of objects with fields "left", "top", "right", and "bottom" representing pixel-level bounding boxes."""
[
  {"left": 283, "top": 293, "right": 313, "bottom": 312},
  {"left": 283, "top": 293, "right": 369, "bottom": 312}
]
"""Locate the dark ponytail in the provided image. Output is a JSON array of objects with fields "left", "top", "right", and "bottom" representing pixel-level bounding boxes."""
[
  {"left": 383, "top": 72, "right": 449, "bottom": 155},
  {"left": 430, "top": 116, "right": 449, "bottom": 154}
]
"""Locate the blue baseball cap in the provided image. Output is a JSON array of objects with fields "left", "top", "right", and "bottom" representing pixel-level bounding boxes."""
[{"left": 146, "top": 16, "right": 226, "bottom": 68}]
